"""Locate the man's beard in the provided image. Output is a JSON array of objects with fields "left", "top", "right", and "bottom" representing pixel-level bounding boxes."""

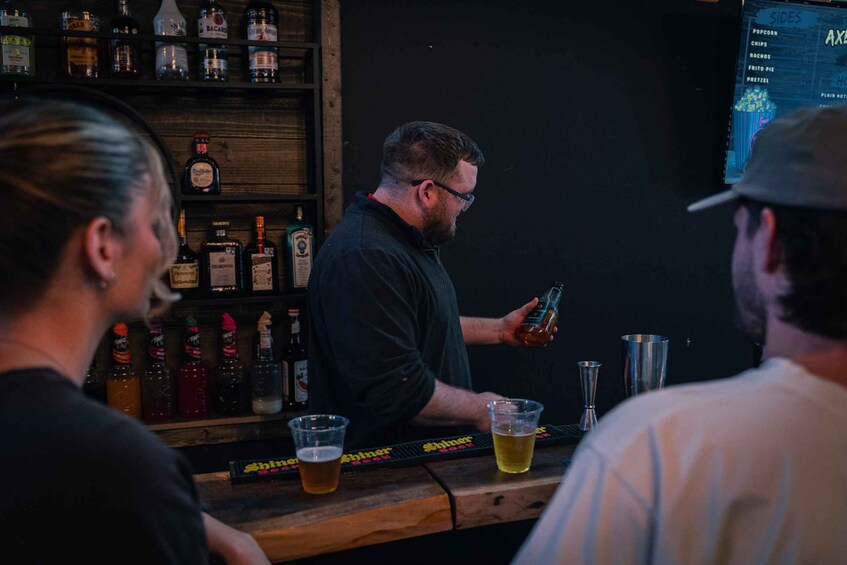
[
  {"left": 422, "top": 200, "right": 456, "bottom": 245},
  {"left": 732, "top": 256, "right": 767, "bottom": 344}
]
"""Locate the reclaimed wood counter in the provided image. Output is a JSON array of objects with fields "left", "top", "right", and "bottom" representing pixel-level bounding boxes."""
[{"left": 197, "top": 443, "right": 577, "bottom": 563}]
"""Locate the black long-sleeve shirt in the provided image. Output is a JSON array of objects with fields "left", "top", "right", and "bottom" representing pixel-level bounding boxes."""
[{"left": 307, "top": 192, "right": 473, "bottom": 449}]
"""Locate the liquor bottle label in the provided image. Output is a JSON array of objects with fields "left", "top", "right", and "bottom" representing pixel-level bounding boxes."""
[
  {"left": 113, "top": 45, "right": 135, "bottom": 69},
  {"left": 250, "top": 253, "right": 274, "bottom": 291},
  {"left": 170, "top": 261, "right": 199, "bottom": 288},
  {"left": 522, "top": 301, "right": 549, "bottom": 326},
  {"left": 199, "top": 14, "right": 227, "bottom": 39},
  {"left": 294, "top": 360, "right": 308, "bottom": 402},
  {"left": 0, "top": 15, "right": 28, "bottom": 26},
  {"left": 2, "top": 44, "right": 29, "bottom": 67},
  {"left": 64, "top": 17, "right": 99, "bottom": 57},
  {"left": 291, "top": 228, "right": 313, "bottom": 288},
  {"left": 202, "top": 56, "right": 228, "bottom": 71},
  {"left": 247, "top": 23, "right": 278, "bottom": 70},
  {"left": 221, "top": 329, "right": 238, "bottom": 358},
  {"left": 209, "top": 250, "right": 236, "bottom": 287},
  {"left": 190, "top": 162, "right": 214, "bottom": 189}
]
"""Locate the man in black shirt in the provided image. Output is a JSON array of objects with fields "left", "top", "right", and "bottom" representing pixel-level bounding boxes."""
[{"left": 308, "top": 121, "right": 550, "bottom": 449}]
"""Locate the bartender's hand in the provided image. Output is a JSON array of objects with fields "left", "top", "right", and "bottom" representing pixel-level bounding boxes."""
[
  {"left": 498, "top": 297, "right": 557, "bottom": 347},
  {"left": 204, "top": 512, "right": 270, "bottom": 565}
]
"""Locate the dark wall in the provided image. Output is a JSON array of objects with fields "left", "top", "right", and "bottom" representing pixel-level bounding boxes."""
[{"left": 339, "top": 0, "right": 755, "bottom": 426}]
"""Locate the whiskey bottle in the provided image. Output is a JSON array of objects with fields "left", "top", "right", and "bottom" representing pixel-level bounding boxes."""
[
  {"left": 60, "top": 0, "right": 100, "bottom": 78},
  {"left": 250, "top": 311, "right": 282, "bottom": 414},
  {"left": 0, "top": 0, "right": 34, "bottom": 76},
  {"left": 198, "top": 0, "right": 228, "bottom": 81},
  {"left": 154, "top": 0, "right": 189, "bottom": 80},
  {"left": 283, "top": 308, "right": 308, "bottom": 410},
  {"left": 213, "top": 313, "right": 249, "bottom": 415},
  {"left": 169, "top": 210, "right": 200, "bottom": 298},
  {"left": 177, "top": 315, "right": 210, "bottom": 418},
  {"left": 244, "top": 215, "right": 279, "bottom": 295},
  {"left": 182, "top": 131, "right": 221, "bottom": 195},
  {"left": 109, "top": 0, "right": 141, "bottom": 79},
  {"left": 243, "top": 0, "right": 278, "bottom": 83},
  {"left": 201, "top": 220, "right": 243, "bottom": 296},
  {"left": 141, "top": 322, "right": 176, "bottom": 422},
  {"left": 515, "top": 281, "right": 564, "bottom": 347},
  {"left": 285, "top": 205, "right": 314, "bottom": 289},
  {"left": 106, "top": 323, "right": 141, "bottom": 418}
]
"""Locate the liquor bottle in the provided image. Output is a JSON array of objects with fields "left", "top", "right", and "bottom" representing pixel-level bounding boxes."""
[
  {"left": 169, "top": 209, "right": 200, "bottom": 298},
  {"left": 201, "top": 220, "right": 244, "bottom": 296},
  {"left": 182, "top": 131, "right": 221, "bottom": 195},
  {"left": 250, "top": 311, "right": 282, "bottom": 414},
  {"left": 197, "top": 0, "right": 228, "bottom": 82},
  {"left": 213, "top": 313, "right": 249, "bottom": 415},
  {"left": 515, "top": 281, "right": 564, "bottom": 347},
  {"left": 82, "top": 359, "right": 107, "bottom": 404},
  {"left": 243, "top": 1, "right": 278, "bottom": 83},
  {"left": 141, "top": 322, "right": 176, "bottom": 421},
  {"left": 285, "top": 205, "right": 314, "bottom": 289},
  {"left": 154, "top": 0, "right": 189, "bottom": 80},
  {"left": 244, "top": 215, "right": 279, "bottom": 295},
  {"left": 177, "top": 315, "right": 210, "bottom": 418},
  {"left": 109, "top": 0, "right": 141, "bottom": 78},
  {"left": 106, "top": 323, "right": 142, "bottom": 418},
  {"left": 0, "top": 0, "right": 34, "bottom": 76},
  {"left": 60, "top": 0, "right": 100, "bottom": 78},
  {"left": 283, "top": 308, "right": 308, "bottom": 410}
]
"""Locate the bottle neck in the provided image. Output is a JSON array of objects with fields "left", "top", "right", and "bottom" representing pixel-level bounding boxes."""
[
  {"left": 214, "top": 228, "right": 227, "bottom": 238},
  {"left": 195, "top": 141, "right": 209, "bottom": 154},
  {"left": 117, "top": 0, "right": 130, "bottom": 16}
]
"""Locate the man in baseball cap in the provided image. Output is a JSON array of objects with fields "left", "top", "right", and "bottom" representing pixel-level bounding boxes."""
[{"left": 513, "top": 105, "right": 847, "bottom": 564}]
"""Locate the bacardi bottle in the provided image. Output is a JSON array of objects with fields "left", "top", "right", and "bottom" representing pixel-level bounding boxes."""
[
  {"left": 182, "top": 131, "right": 221, "bottom": 195},
  {"left": 60, "top": 0, "right": 100, "bottom": 78},
  {"left": 285, "top": 205, "right": 313, "bottom": 289},
  {"left": 201, "top": 220, "right": 243, "bottom": 296},
  {"left": 213, "top": 313, "right": 249, "bottom": 415},
  {"left": 244, "top": 215, "right": 279, "bottom": 295},
  {"left": 283, "top": 308, "right": 308, "bottom": 410},
  {"left": 250, "top": 311, "right": 282, "bottom": 414},
  {"left": 109, "top": 0, "right": 141, "bottom": 78},
  {"left": 106, "top": 323, "right": 141, "bottom": 418},
  {"left": 169, "top": 209, "right": 200, "bottom": 298},
  {"left": 243, "top": 0, "right": 278, "bottom": 83},
  {"left": 515, "top": 281, "right": 564, "bottom": 347},
  {"left": 0, "top": 0, "right": 34, "bottom": 77},
  {"left": 154, "top": 0, "right": 189, "bottom": 80},
  {"left": 177, "top": 315, "right": 210, "bottom": 418},
  {"left": 198, "top": 0, "right": 228, "bottom": 81},
  {"left": 141, "top": 322, "right": 176, "bottom": 421}
]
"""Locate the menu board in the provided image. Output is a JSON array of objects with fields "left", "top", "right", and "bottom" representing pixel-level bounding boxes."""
[
  {"left": 725, "top": 0, "right": 847, "bottom": 183},
  {"left": 229, "top": 424, "right": 585, "bottom": 484}
]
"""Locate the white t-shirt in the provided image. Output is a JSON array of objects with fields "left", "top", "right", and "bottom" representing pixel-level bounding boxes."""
[{"left": 513, "top": 358, "right": 847, "bottom": 565}]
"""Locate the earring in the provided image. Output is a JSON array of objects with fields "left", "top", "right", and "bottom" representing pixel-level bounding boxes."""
[
  {"left": 98, "top": 274, "right": 117, "bottom": 290},
  {"left": 99, "top": 279, "right": 109, "bottom": 290}
]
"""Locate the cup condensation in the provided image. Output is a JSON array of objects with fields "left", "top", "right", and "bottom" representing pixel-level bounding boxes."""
[
  {"left": 487, "top": 399, "right": 544, "bottom": 474},
  {"left": 288, "top": 414, "right": 349, "bottom": 494}
]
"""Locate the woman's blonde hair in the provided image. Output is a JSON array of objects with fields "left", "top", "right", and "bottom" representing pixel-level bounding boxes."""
[{"left": 0, "top": 98, "right": 178, "bottom": 317}]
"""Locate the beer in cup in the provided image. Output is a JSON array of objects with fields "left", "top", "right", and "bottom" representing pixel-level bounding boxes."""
[
  {"left": 288, "top": 414, "right": 349, "bottom": 494},
  {"left": 487, "top": 399, "right": 544, "bottom": 474}
]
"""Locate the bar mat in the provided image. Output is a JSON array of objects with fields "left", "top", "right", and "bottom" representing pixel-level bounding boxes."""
[{"left": 229, "top": 424, "right": 585, "bottom": 484}]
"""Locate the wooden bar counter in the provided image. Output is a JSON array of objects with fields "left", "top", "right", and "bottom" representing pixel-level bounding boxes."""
[{"left": 196, "top": 443, "right": 577, "bottom": 563}]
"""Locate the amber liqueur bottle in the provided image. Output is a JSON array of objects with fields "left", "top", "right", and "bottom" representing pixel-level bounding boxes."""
[
  {"left": 60, "top": 0, "right": 100, "bottom": 78},
  {"left": 283, "top": 308, "right": 308, "bottom": 410},
  {"left": 141, "top": 322, "right": 176, "bottom": 421},
  {"left": 213, "top": 313, "right": 249, "bottom": 415},
  {"left": 109, "top": 0, "right": 141, "bottom": 78},
  {"left": 182, "top": 131, "right": 221, "bottom": 195},
  {"left": 515, "top": 281, "right": 564, "bottom": 347},
  {"left": 201, "top": 220, "right": 244, "bottom": 296},
  {"left": 169, "top": 209, "right": 200, "bottom": 298},
  {"left": 244, "top": 215, "right": 279, "bottom": 295}
]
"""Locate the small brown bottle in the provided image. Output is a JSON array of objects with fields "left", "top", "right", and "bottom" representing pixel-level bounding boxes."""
[{"left": 515, "top": 281, "right": 564, "bottom": 347}]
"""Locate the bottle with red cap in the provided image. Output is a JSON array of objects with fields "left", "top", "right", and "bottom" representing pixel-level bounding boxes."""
[
  {"left": 107, "top": 322, "right": 141, "bottom": 418},
  {"left": 213, "top": 313, "right": 248, "bottom": 415},
  {"left": 177, "top": 315, "right": 210, "bottom": 418}
]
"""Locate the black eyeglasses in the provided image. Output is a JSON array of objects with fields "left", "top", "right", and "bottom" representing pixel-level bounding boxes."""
[{"left": 410, "top": 179, "right": 475, "bottom": 210}]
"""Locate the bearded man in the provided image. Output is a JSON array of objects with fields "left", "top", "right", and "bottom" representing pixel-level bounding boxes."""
[{"left": 307, "top": 121, "right": 549, "bottom": 449}]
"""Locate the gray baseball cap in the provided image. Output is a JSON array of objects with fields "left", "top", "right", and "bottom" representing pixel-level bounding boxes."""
[{"left": 688, "top": 104, "right": 847, "bottom": 212}]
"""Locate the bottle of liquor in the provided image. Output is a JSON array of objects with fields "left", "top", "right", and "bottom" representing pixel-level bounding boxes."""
[
  {"left": 243, "top": 1, "right": 278, "bottom": 83},
  {"left": 197, "top": 0, "right": 227, "bottom": 81},
  {"left": 285, "top": 205, "right": 314, "bottom": 289},
  {"left": 201, "top": 220, "right": 243, "bottom": 296},
  {"left": 250, "top": 311, "right": 282, "bottom": 414},
  {"left": 213, "top": 313, "right": 249, "bottom": 415},
  {"left": 0, "top": 0, "right": 34, "bottom": 77},
  {"left": 60, "top": 0, "right": 100, "bottom": 79},
  {"left": 283, "top": 308, "right": 308, "bottom": 410},
  {"left": 141, "top": 322, "right": 176, "bottom": 421},
  {"left": 182, "top": 131, "right": 221, "bottom": 195},
  {"left": 82, "top": 359, "right": 107, "bottom": 404},
  {"left": 109, "top": 0, "right": 141, "bottom": 78},
  {"left": 153, "top": 0, "right": 189, "bottom": 80},
  {"left": 169, "top": 209, "right": 200, "bottom": 298},
  {"left": 106, "top": 323, "right": 142, "bottom": 418},
  {"left": 244, "top": 215, "right": 279, "bottom": 295},
  {"left": 177, "top": 315, "right": 210, "bottom": 418},
  {"left": 515, "top": 281, "right": 564, "bottom": 347}
]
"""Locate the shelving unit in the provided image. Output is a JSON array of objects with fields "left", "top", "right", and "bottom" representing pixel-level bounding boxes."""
[{"left": 0, "top": 0, "right": 339, "bottom": 448}]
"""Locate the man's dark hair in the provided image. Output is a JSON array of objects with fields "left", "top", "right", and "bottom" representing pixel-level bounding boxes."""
[
  {"left": 379, "top": 121, "right": 484, "bottom": 189},
  {"left": 743, "top": 198, "right": 847, "bottom": 338}
]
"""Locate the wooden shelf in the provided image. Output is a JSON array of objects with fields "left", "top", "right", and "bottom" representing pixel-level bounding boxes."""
[
  {"left": 150, "top": 411, "right": 308, "bottom": 448},
  {"left": 173, "top": 292, "right": 307, "bottom": 308},
  {"left": 180, "top": 194, "right": 318, "bottom": 203}
]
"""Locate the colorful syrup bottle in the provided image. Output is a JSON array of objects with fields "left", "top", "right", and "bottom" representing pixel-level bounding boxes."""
[
  {"left": 250, "top": 310, "right": 282, "bottom": 414},
  {"left": 106, "top": 322, "right": 141, "bottom": 418},
  {"left": 141, "top": 322, "right": 176, "bottom": 421},
  {"left": 213, "top": 313, "right": 249, "bottom": 415},
  {"left": 177, "top": 315, "right": 210, "bottom": 418}
]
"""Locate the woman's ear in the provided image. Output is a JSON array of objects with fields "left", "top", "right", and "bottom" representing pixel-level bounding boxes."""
[{"left": 83, "top": 217, "right": 118, "bottom": 288}]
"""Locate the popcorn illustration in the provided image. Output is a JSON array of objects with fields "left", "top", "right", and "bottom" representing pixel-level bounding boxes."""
[{"left": 732, "top": 86, "right": 777, "bottom": 172}]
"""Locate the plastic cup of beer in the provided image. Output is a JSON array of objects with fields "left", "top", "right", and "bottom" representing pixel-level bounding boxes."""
[
  {"left": 288, "top": 414, "right": 349, "bottom": 494},
  {"left": 487, "top": 399, "right": 544, "bottom": 474}
]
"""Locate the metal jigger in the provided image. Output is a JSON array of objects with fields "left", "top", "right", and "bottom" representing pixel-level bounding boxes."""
[{"left": 577, "top": 361, "right": 601, "bottom": 431}]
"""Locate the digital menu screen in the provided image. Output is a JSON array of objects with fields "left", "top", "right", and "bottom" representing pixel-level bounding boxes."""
[{"left": 725, "top": 0, "right": 847, "bottom": 183}]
